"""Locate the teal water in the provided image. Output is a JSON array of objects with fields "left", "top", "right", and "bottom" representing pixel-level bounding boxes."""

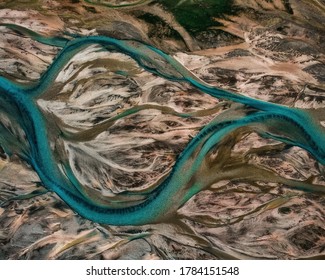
[{"left": 0, "top": 25, "right": 324, "bottom": 225}]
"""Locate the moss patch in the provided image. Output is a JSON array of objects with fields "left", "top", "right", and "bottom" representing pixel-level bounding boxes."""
[{"left": 158, "top": 0, "right": 234, "bottom": 33}]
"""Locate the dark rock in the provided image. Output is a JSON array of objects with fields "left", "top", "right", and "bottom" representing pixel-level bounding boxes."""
[
  {"left": 195, "top": 29, "right": 243, "bottom": 49},
  {"left": 227, "top": 49, "right": 251, "bottom": 58},
  {"left": 304, "top": 63, "right": 325, "bottom": 83},
  {"left": 275, "top": 39, "right": 318, "bottom": 56},
  {"left": 278, "top": 207, "right": 291, "bottom": 215},
  {"left": 290, "top": 225, "right": 325, "bottom": 251}
]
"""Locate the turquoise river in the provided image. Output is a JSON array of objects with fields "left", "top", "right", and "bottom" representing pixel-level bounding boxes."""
[{"left": 0, "top": 25, "right": 325, "bottom": 225}]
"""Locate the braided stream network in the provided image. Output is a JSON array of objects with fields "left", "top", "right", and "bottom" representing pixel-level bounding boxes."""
[{"left": 0, "top": 25, "right": 325, "bottom": 227}]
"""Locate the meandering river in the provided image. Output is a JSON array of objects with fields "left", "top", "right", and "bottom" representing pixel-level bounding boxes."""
[{"left": 0, "top": 24, "right": 324, "bottom": 226}]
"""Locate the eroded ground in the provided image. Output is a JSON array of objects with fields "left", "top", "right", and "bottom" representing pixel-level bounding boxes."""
[{"left": 0, "top": 0, "right": 325, "bottom": 259}]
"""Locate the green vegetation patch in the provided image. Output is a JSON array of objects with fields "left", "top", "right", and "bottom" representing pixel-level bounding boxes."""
[
  {"left": 158, "top": 0, "right": 234, "bottom": 33},
  {"left": 0, "top": 0, "right": 40, "bottom": 9},
  {"left": 138, "top": 13, "right": 183, "bottom": 40}
]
